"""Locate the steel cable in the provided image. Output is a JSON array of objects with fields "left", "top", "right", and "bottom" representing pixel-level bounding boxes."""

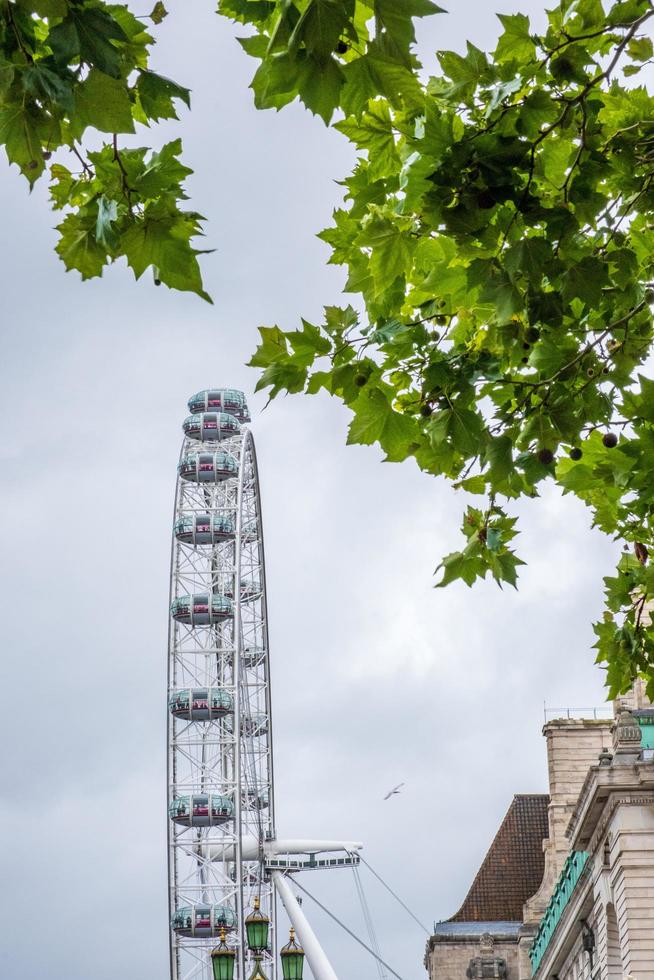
[
  {"left": 291, "top": 878, "right": 407, "bottom": 980},
  {"left": 359, "top": 856, "right": 430, "bottom": 935},
  {"left": 352, "top": 865, "right": 387, "bottom": 980}
]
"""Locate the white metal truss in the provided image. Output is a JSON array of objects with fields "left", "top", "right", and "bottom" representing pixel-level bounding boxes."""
[
  {"left": 167, "top": 392, "right": 366, "bottom": 980},
  {"left": 167, "top": 417, "right": 277, "bottom": 980}
]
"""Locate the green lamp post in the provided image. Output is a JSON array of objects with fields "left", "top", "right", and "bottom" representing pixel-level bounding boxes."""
[
  {"left": 211, "top": 928, "right": 236, "bottom": 980},
  {"left": 247, "top": 957, "right": 270, "bottom": 980},
  {"left": 245, "top": 896, "right": 271, "bottom": 980},
  {"left": 280, "top": 928, "right": 305, "bottom": 980},
  {"left": 245, "top": 896, "right": 270, "bottom": 953}
]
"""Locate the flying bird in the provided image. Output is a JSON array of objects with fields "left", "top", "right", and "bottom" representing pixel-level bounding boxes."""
[{"left": 383, "top": 782, "right": 405, "bottom": 800}]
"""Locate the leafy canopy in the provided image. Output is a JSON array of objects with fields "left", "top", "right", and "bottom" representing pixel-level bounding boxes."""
[
  {"left": 249, "top": 0, "right": 654, "bottom": 699},
  {"left": 0, "top": 0, "right": 207, "bottom": 298},
  {"left": 5, "top": 0, "right": 654, "bottom": 698},
  {"left": 0, "top": 0, "right": 439, "bottom": 300}
]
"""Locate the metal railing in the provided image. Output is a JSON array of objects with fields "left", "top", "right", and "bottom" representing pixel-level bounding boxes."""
[{"left": 543, "top": 704, "right": 613, "bottom": 722}]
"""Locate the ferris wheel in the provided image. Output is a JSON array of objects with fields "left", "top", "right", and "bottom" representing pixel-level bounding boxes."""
[{"left": 167, "top": 389, "right": 363, "bottom": 980}]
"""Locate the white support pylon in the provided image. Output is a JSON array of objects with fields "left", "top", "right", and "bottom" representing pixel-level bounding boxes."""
[{"left": 273, "top": 871, "right": 339, "bottom": 980}]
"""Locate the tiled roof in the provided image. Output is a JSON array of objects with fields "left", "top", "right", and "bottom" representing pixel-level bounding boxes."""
[{"left": 449, "top": 794, "right": 549, "bottom": 922}]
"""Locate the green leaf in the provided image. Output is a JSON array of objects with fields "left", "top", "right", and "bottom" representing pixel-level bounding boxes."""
[
  {"left": 539, "top": 137, "right": 573, "bottom": 186},
  {"left": 622, "top": 374, "right": 654, "bottom": 422},
  {"left": 55, "top": 211, "right": 108, "bottom": 279},
  {"left": 336, "top": 102, "right": 400, "bottom": 180},
  {"left": 297, "top": 53, "right": 344, "bottom": 123},
  {"left": 287, "top": 0, "right": 352, "bottom": 58},
  {"left": 48, "top": 16, "right": 81, "bottom": 65},
  {"left": 504, "top": 238, "right": 550, "bottom": 281},
  {"left": 286, "top": 318, "right": 331, "bottom": 366},
  {"left": 367, "top": 46, "right": 424, "bottom": 112},
  {"left": 50, "top": 8, "right": 129, "bottom": 79},
  {"left": 495, "top": 13, "right": 535, "bottom": 63},
  {"left": 219, "top": 0, "right": 276, "bottom": 24},
  {"left": 0, "top": 102, "right": 48, "bottom": 184},
  {"left": 528, "top": 336, "right": 578, "bottom": 376},
  {"left": 255, "top": 360, "right": 308, "bottom": 396},
  {"left": 347, "top": 387, "right": 420, "bottom": 461},
  {"left": 627, "top": 36, "right": 653, "bottom": 61},
  {"left": 607, "top": 1, "right": 651, "bottom": 26},
  {"left": 340, "top": 55, "right": 380, "bottom": 116},
  {"left": 22, "top": 64, "right": 74, "bottom": 111},
  {"left": 438, "top": 42, "right": 490, "bottom": 97},
  {"left": 250, "top": 51, "right": 303, "bottom": 111},
  {"left": 485, "top": 435, "right": 513, "bottom": 482},
  {"left": 563, "top": 256, "right": 609, "bottom": 306},
  {"left": 375, "top": 0, "right": 444, "bottom": 63},
  {"left": 491, "top": 550, "right": 524, "bottom": 588},
  {"left": 249, "top": 325, "right": 290, "bottom": 369},
  {"left": 457, "top": 475, "right": 487, "bottom": 494},
  {"left": 73, "top": 6, "right": 129, "bottom": 75},
  {"left": 474, "top": 262, "right": 523, "bottom": 320},
  {"left": 17, "top": 0, "right": 68, "bottom": 16},
  {"left": 435, "top": 548, "right": 485, "bottom": 587},
  {"left": 449, "top": 407, "right": 485, "bottom": 455},
  {"left": 137, "top": 70, "right": 191, "bottom": 122},
  {"left": 74, "top": 69, "right": 135, "bottom": 134},
  {"left": 358, "top": 209, "right": 413, "bottom": 294},
  {"left": 122, "top": 210, "right": 212, "bottom": 302},
  {"left": 150, "top": 1, "right": 168, "bottom": 24}
]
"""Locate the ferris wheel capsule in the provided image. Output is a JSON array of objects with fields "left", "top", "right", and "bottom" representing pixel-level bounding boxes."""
[
  {"left": 183, "top": 412, "right": 241, "bottom": 443},
  {"left": 170, "top": 593, "right": 233, "bottom": 626},
  {"left": 188, "top": 389, "right": 251, "bottom": 423},
  {"left": 172, "top": 905, "right": 237, "bottom": 938},
  {"left": 168, "top": 687, "right": 234, "bottom": 721},
  {"left": 174, "top": 513, "right": 236, "bottom": 546},
  {"left": 169, "top": 794, "right": 235, "bottom": 827},
  {"left": 178, "top": 451, "right": 238, "bottom": 483}
]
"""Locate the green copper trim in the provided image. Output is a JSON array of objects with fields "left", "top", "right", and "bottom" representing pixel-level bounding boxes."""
[
  {"left": 637, "top": 716, "right": 654, "bottom": 749},
  {"left": 529, "top": 851, "right": 589, "bottom": 973}
]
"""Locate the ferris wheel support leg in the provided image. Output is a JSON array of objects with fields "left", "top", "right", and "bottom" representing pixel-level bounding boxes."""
[{"left": 272, "top": 871, "right": 339, "bottom": 980}]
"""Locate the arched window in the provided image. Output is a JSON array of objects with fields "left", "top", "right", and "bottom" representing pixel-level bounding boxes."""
[{"left": 606, "top": 903, "right": 623, "bottom": 980}]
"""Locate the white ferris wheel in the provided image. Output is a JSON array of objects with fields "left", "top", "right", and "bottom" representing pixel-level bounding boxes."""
[{"left": 167, "top": 388, "right": 363, "bottom": 980}]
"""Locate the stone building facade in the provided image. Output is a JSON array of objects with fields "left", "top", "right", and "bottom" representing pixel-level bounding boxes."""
[{"left": 425, "top": 683, "right": 654, "bottom": 980}]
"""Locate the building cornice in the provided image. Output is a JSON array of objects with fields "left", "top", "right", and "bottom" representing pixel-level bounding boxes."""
[
  {"left": 427, "top": 933, "right": 521, "bottom": 947},
  {"left": 566, "top": 763, "right": 654, "bottom": 851}
]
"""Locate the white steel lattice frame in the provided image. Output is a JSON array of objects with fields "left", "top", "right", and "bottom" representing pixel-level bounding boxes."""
[{"left": 167, "top": 427, "right": 277, "bottom": 980}]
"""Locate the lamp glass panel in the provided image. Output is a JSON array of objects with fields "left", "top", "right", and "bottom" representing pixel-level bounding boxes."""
[
  {"left": 246, "top": 916, "right": 269, "bottom": 951},
  {"left": 212, "top": 951, "right": 235, "bottom": 980},
  {"left": 281, "top": 951, "right": 304, "bottom": 980}
]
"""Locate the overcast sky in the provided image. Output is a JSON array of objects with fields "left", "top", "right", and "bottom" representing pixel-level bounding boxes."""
[{"left": 0, "top": 3, "right": 619, "bottom": 979}]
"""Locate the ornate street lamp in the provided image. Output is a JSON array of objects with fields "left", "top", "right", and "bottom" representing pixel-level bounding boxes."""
[
  {"left": 211, "top": 929, "right": 236, "bottom": 980},
  {"left": 280, "top": 928, "right": 305, "bottom": 980},
  {"left": 247, "top": 957, "right": 270, "bottom": 980},
  {"left": 245, "top": 896, "right": 271, "bottom": 980},
  {"left": 245, "top": 896, "right": 270, "bottom": 953}
]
